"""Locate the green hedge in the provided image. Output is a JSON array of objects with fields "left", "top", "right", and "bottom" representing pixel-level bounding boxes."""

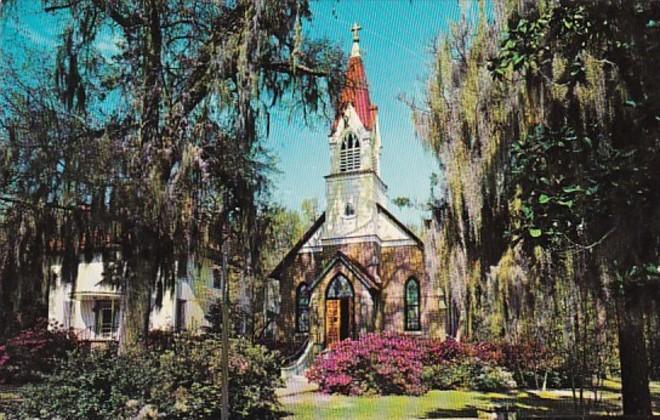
[{"left": 19, "top": 336, "right": 282, "bottom": 419}]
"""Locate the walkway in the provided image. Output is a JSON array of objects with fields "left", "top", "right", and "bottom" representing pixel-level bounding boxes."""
[{"left": 276, "top": 374, "right": 319, "bottom": 403}]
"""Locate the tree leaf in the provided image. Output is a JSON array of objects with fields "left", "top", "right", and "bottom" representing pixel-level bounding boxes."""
[
  {"left": 562, "top": 186, "right": 582, "bottom": 193},
  {"left": 529, "top": 228, "right": 542, "bottom": 238},
  {"left": 538, "top": 194, "right": 551, "bottom": 204},
  {"left": 557, "top": 200, "right": 574, "bottom": 208}
]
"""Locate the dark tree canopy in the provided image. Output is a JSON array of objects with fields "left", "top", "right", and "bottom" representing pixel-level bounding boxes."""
[{"left": 0, "top": 0, "right": 345, "bottom": 348}]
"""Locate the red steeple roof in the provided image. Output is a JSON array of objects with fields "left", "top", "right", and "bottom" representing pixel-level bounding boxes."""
[{"left": 332, "top": 25, "right": 376, "bottom": 132}]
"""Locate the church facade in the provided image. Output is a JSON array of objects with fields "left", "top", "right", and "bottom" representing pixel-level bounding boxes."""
[{"left": 269, "top": 26, "right": 444, "bottom": 353}]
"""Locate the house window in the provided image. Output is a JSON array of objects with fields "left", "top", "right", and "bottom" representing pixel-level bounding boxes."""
[
  {"left": 296, "top": 283, "right": 310, "bottom": 333},
  {"left": 175, "top": 299, "right": 187, "bottom": 331},
  {"left": 94, "top": 300, "right": 118, "bottom": 338},
  {"left": 340, "top": 133, "right": 360, "bottom": 172},
  {"left": 404, "top": 278, "right": 421, "bottom": 331}
]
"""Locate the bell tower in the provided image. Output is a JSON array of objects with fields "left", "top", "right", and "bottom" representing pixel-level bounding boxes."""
[{"left": 322, "top": 24, "right": 387, "bottom": 245}]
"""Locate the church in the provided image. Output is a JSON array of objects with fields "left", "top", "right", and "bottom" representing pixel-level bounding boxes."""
[{"left": 269, "top": 25, "right": 444, "bottom": 355}]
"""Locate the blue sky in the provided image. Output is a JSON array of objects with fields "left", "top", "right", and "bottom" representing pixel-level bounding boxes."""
[
  {"left": 269, "top": 1, "right": 465, "bottom": 225},
  {"left": 0, "top": 1, "right": 468, "bottom": 225}
]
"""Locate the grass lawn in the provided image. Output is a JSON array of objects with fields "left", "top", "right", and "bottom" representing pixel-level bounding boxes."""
[{"left": 281, "top": 379, "right": 660, "bottom": 419}]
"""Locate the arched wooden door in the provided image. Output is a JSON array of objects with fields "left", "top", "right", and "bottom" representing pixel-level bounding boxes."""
[{"left": 324, "top": 275, "right": 354, "bottom": 347}]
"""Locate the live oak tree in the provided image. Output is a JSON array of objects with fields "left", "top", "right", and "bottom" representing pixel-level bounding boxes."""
[
  {"left": 492, "top": 2, "right": 660, "bottom": 413},
  {"left": 417, "top": 0, "right": 659, "bottom": 414},
  {"left": 0, "top": 0, "right": 344, "bottom": 351}
]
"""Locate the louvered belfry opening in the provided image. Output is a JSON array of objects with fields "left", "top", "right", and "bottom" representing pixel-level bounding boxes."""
[{"left": 340, "top": 133, "right": 360, "bottom": 172}]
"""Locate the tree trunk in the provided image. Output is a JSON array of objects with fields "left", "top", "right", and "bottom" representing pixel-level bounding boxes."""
[
  {"left": 617, "top": 288, "right": 652, "bottom": 416},
  {"left": 118, "top": 257, "right": 154, "bottom": 354}
]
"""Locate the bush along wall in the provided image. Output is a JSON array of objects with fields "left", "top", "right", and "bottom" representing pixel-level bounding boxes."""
[
  {"left": 307, "top": 334, "right": 535, "bottom": 396},
  {"left": 18, "top": 336, "right": 283, "bottom": 420},
  {"left": 306, "top": 334, "right": 428, "bottom": 396}
]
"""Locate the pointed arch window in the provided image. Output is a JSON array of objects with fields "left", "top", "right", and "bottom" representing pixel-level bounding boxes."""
[
  {"left": 326, "top": 275, "right": 354, "bottom": 299},
  {"left": 404, "top": 278, "right": 421, "bottom": 331},
  {"left": 340, "top": 133, "right": 361, "bottom": 172},
  {"left": 296, "top": 283, "right": 310, "bottom": 333}
]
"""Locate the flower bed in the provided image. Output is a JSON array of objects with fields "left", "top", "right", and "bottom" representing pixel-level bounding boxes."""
[
  {"left": 307, "top": 334, "right": 519, "bottom": 396},
  {"left": 306, "top": 334, "right": 427, "bottom": 396}
]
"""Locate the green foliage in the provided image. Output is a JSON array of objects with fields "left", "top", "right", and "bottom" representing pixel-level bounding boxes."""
[
  {"left": 18, "top": 337, "right": 282, "bottom": 420},
  {"left": 420, "top": 0, "right": 660, "bottom": 412},
  {"left": 489, "top": 12, "right": 551, "bottom": 79},
  {"left": 0, "top": 0, "right": 344, "bottom": 346},
  {"left": 392, "top": 196, "right": 413, "bottom": 209},
  {"left": 203, "top": 298, "right": 243, "bottom": 337},
  {"left": 508, "top": 123, "right": 653, "bottom": 249},
  {"left": 20, "top": 347, "right": 158, "bottom": 419},
  {"left": 422, "top": 358, "right": 516, "bottom": 392}
]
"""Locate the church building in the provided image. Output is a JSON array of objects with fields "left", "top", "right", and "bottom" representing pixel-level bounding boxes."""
[{"left": 269, "top": 25, "right": 444, "bottom": 354}]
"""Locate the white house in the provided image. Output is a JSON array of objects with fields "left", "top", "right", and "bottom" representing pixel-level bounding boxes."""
[{"left": 48, "top": 256, "right": 220, "bottom": 343}]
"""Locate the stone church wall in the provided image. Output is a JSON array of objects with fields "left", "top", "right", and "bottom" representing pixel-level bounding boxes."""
[
  {"left": 274, "top": 241, "right": 445, "bottom": 345},
  {"left": 379, "top": 245, "right": 444, "bottom": 339}
]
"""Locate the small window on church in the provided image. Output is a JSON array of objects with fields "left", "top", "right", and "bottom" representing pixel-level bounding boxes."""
[
  {"left": 340, "top": 133, "right": 361, "bottom": 172},
  {"left": 296, "top": 283, "right": 310, "bottom": 333},
  {"left": 405, "top": 278, "right": 421, "bottom": 331},
  {"left": 344, "top": 203, "right": 355, "bottom": 217}
]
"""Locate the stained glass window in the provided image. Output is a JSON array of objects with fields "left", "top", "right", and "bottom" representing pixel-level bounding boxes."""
[
  {"left": 405, "top": 278, "right": 420, "bottom": 331},
  {"left": 326, "top": 275, "right": 353, "bottom": 299},
  {"left": 296, "top": 283, "right": 310, "bottom": 333}
]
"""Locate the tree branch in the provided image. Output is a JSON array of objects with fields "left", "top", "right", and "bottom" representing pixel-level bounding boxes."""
[
  {"left": 263, "top": 61, "right": 330, "bottom": 77},
  {"left": 89, "top": 0, "right": 141, "bottom": 29},
  {"left": 0, "top": 195, "right": 80, "bottom": 212},
  {"left": 44, "top": 1, "right": 81, "bottom": 13}
]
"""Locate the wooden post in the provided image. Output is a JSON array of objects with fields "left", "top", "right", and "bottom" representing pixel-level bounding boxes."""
[{"left": 221, "top": 214, "right": 230, "bottom": 420}]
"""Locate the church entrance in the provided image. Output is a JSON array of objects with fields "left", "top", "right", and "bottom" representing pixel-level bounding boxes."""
[{"left": 324, "top": 275, "right": 354, "bottom": 347}]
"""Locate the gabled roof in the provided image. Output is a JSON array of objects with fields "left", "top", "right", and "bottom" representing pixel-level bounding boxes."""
[
  {"left": 332, "top": 54, "right": 376, "bottom": 132},
  {"left": 377, "top": 203, "right": 424, "bottom": 248},
  {"left": 309, "top": 251, "right": 379, "bottom": 292},
  {"left": 269, "top": 213, "right": 325, "bottom": 279}
]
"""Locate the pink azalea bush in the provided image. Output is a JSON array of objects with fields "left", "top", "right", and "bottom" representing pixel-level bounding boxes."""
[
  {"left": 307, "top": 334, "right": 520, "bottom": 395},
  {"left": 306, "top": 334, "right": 428, "bottom": 395},
  {"left": 0, "top": 319, "right": 78, "bottom": 384}
]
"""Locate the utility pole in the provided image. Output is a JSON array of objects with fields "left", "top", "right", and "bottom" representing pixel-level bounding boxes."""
[{"left": 220, "top": 198, "right": 230, "bottom": 420}]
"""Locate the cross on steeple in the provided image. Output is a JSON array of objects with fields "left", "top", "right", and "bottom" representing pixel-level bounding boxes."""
[
  {"left": 351, "top": 22, "right": 362, "bottom": 42},
  {"left": 350, "top": 23, "right": 362, "bottom": 57}
]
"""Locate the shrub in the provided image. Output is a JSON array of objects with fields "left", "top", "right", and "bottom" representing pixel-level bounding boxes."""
[
  {"left": 421, "top": 358, "right": 516, "bottom": 392},
  {"left": 20, "top": 346, "right": 158, "bottom": 419},
  {"left": 0, "top": 319, "right": 78, "bottom": 384},
  {"left": 420, "top": 338, "right": 504, "bottom": 365},
  {"left": 153, "top": 337, "right": 283, "bottom": 419},
  {"left": 466, "top": 341, "right": 505, "bottom": 365},
  {"left": 421, "top": 360, "right": 474, "bottom": 390},
  {"left": 472, "top": 363, "right": 517, "bottom": 391},
  {"left": 500, "top": 339, "right": 565, "bottom": 388},
  {"left": 306, "top": 334, "right": 427, "bottom": 396},
  {"left": 306, "top": 334, "right": 568, "bottom": 396},
  {"left": 19, "top": 336, "right": 283, "bottom": 419},
  {"left": 421, "top": 337, "right": 465, "bottom": 365}
]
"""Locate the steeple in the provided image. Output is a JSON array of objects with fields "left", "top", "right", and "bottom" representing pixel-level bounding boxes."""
[
  {"left": 332, "top": 22, "right": 375, "bottom": 132},
  {"left": 323, "top": 25, "right": 386, "bottom": 244}
]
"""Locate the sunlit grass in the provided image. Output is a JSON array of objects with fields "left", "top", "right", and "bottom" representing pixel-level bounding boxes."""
[{"left": 282, "top": 379, "right": 660, "bottom": 419}]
